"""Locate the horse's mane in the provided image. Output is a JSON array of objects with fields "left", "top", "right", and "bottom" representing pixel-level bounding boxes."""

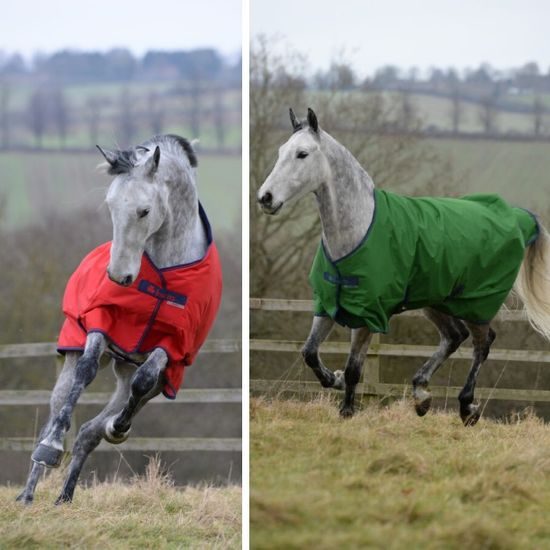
[{"left": 104, "top": 134, "right": 197, "bottom": 175}]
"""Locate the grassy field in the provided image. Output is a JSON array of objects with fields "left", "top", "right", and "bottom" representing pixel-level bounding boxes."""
[
  {"left": 424, "top": 138, "right": 550, "bottom": 212},
  {"left": 4, "top": 80, "right": 241, "bottom": 150},
  {"left": 251, "top": 397, "right": 550, "bottom": 549},
  {"left": 0, "top": 152, "right": 241, "bottom": 231},
  {"left": 412, "top": 93, "right": 548, "bottom": 134},
  {"left": 0, "top": 459, "right": 241, "bottom": 548}
]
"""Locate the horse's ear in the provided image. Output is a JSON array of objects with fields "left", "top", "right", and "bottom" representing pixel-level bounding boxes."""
[
  {"left": 96, "top": 145, "right": 117, "bottom": 167},
  {"left": 144, "top": 146, "right": 161, "bottom": 177},
  {"left": 289, "top": 108, "right": 300, "bottom": 131},
  {"left": 307, "top": 108, "right": 319, "bottom": 133}
]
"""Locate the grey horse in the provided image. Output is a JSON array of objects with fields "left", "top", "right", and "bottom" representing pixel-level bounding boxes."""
[
  {"left": 257, "top": 108, "right": 550, "bottom": 424},
  {"left": 17, "top": 134, "right": 209, "bottom": 504}
]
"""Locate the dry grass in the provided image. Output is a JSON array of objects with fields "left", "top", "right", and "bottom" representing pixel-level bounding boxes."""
[
  {"left": 0, "top": 458, "right": 241, "bottom": 549},
  {"left": 251, "top": 396, "right": 550, "bottom": 549}
]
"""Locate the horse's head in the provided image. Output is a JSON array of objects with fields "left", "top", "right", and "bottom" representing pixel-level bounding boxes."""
[
  {"left": 98, "top": 143, "right": 172, "bottom": 286},
  {"left": 257, "top": 108, "right": 330, "bottom": 215}
]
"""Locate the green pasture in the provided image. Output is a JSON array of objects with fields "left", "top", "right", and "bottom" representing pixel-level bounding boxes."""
[
  {"left": 0, "top": 152, "right": 241, "bottom": 232},
  {"left": 424, "top": 138, "right": 550, "bottom": 212},
  {"left": 412, "top": 93, "right": 549, "bottom": 134}
]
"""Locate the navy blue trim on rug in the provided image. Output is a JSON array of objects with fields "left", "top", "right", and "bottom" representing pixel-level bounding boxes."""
[
  {"left": 323, "top": 272, "right": 359, "bottom": 287},
  {"left": 138, "top": 280, "right": 187, "bottom": 306}
]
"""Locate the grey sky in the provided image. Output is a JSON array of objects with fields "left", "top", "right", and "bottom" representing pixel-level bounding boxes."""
[
  {"left": 1, "top": 0, "right": 241, "bottom": 60},
  {"left": 252, "top": 0, "right": 550, "bottom": 77}
]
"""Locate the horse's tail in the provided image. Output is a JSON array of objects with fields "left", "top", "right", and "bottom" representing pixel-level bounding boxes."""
[{"left": 514, "top": 222, "right": 550, "bottom": 340}]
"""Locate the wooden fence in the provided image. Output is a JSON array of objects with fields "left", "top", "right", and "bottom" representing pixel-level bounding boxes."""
[
  {"left": 0, "top": 339, "right": 241, "bottom": 454},
  {"left": 250, "top": 298, "right": 550, "bottom": 403}
]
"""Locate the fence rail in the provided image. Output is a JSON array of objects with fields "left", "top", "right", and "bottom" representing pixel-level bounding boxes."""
[
  {"left": 1, "top": 339, "right": 241, "bottom": 455},
  {"left": 251, "top": 298, "right": 550, "bottom": 403}
]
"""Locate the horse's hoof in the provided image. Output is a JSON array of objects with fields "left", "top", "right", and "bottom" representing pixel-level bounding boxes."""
[
  {"left": 15, "top": 492, "right": 33, "bottom": 505},
  {"left": 414, "top": 388, "right": 432, "bottom": 417},
  {"left": 31, "top": 443, "right": 63, "bottom": 468},
  {"left": 104, "top": 416, "right": 131, "bottom": 444},
  {"left": 55, "top": 493, "right": 72, "bottom": 506},
  {"left": 339, "top": 403, "right": 354, "bottom": 418},
  {"left": 333, "top": 370, "right": 345, "bottom": 391},
  {"left": 461, "top": 403, "right": 481, "bottom": 427}
]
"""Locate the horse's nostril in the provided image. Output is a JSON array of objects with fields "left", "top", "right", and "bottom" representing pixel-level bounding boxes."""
[
  {"left": 122, "top": 275, "right": 133, "bottom": 286},
  {"left": 260, "top": 192, "right": 273, "bottom": 206}
]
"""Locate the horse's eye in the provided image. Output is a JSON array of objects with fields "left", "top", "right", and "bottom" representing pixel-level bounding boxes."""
[
  {"left": 138, "top": 208, "right": 150, "bottom": 219},
  {"left": 297, "top": 151, "right": 309, "bottom": 159}
]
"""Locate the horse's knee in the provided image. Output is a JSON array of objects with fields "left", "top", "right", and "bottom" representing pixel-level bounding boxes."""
[{"left": 75, "top": 356, "right": 99, "bottom": 388}]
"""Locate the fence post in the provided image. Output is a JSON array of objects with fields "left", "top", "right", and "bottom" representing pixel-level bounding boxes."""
[{"left": 365, "top": 333, "right": 380, "bottom": 395}]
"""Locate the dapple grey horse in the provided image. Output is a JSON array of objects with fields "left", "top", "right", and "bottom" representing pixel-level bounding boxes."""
[
  {"left": 257, "top": 108, "right": 550, "bottom": 424},
  {"left": 17, "top": 134, "right": 207, "bottom": 504}
]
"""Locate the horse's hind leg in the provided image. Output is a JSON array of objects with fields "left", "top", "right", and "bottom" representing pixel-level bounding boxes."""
[
  {"left": 105, "top": 348, "right": 167, "bottom": 440},
  {"left": 338, "top": 327, "right": 372, "bottom": 418},
  {"left": 301, "top": 316, "right": 338, "bottom": 388},
  {"left": 16, "top": 352, "right": 79, "bottom": 504},
  {"left": 55, "top": 362, "right": 134, "bottom": 504},
  {"left": 412, "top": 308, "right": 469, "bottom": 416},
  {"left": 32, "top": 333, "right": 106, "bottom": 468},
  {"left": 458, "top": 322, "right": 496, "bottom": 427}
]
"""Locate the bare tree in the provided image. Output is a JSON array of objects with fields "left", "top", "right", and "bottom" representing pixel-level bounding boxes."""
[
  {"left": 449, "top": 84, "right": 464, "bottom": 134},
  {"left": 0, "top": 78, "right": 10, "bottom": 148},
  {"left": 147, "top": 91, "right": 164, "bottom": 135},
  {"left": 28, "top": 89, "right": 48, "bottom": 148},
  {"left": 478, "top": 92, "right": 498, "bottom": 134},
  {"left": 396, "top": 89, "right": 418, "bottom": 132},
  {"left": 86, "top": 96, "right": 102, "bottom": 146},
  {"left": 189, "top": 77, "right": 201, "bottom": 138},
  {"left": 213, "top": 84, "right": 226, "bottom": 149},
  {"left": 532, "top": 95, "right": 545, "bottom": 137},
  {"left": 51, "top": 88, "right": 69, "bottom": 147},
  {"left": 118, "top": 88, "right": 136, "bottom": 146}
]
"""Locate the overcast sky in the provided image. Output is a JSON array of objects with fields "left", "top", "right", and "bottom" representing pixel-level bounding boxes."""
[
  {"left": 252, "top": 0, "right": 550, "bottom": 77},
  {"left": 0, "top": 0, "right": 241, "bottom": 60}
]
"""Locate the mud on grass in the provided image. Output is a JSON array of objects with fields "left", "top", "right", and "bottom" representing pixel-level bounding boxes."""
[
  {"left": 0, "top": 459, "right": 241, "bottom": 549},
  {"left": 251, "top": 396, "right": 550, "bottom": 549}
]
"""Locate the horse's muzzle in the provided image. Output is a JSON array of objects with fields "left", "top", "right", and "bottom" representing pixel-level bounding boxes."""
[
  {"left": 258, "top": 192, "right": 283, "bottom": 215},
  {"left": 107, "top": 269, "right": 134, "bottom": 287}
]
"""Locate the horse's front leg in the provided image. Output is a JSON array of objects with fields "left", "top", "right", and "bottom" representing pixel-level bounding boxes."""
[
  {"left": 16, "top": 353, "right": 79, "bottom": 504},
  {"left": 105, "top": 348, "right": 167, "bottom": 441},
  {"left": 31, "top": 332, "right": 106, "bottom": 468},
  {"left": 338, "top": 327, "right": 372, "bottom": 418},
  {"left": 301, "top": 316, "right": 337, "bottom": 388},
  {"left": 55, "top": 362, "right": 135, "bottom": 504}
]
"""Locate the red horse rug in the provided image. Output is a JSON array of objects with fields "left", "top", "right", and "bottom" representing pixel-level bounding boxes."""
[{"left": 58, "top": 207, "right": 222, "bottom": 399}]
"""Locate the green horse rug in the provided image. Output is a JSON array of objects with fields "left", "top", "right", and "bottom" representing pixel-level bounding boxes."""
[{"left": 310, "top": 189, "right": 539, "bottom": 332}]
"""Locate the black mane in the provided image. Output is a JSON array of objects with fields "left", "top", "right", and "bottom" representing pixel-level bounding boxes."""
[
  {"left": 104, "top": 134, "right": 198, "bottom": 175},
  {"left": 163, "top": 134, "right": 198, "bottom": 167}
]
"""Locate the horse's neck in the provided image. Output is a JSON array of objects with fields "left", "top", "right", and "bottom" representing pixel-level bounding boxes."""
[
  {"left": 146, "top": 189, "right": 207, "bottom": 269},
  {"left": 316, "top": 134, "right": 375, "bottom": 260}
]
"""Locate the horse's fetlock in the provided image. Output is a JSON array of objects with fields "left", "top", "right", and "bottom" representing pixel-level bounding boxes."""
[{"left": 412, "top": 374, "right": 428, "bottom": 388}]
